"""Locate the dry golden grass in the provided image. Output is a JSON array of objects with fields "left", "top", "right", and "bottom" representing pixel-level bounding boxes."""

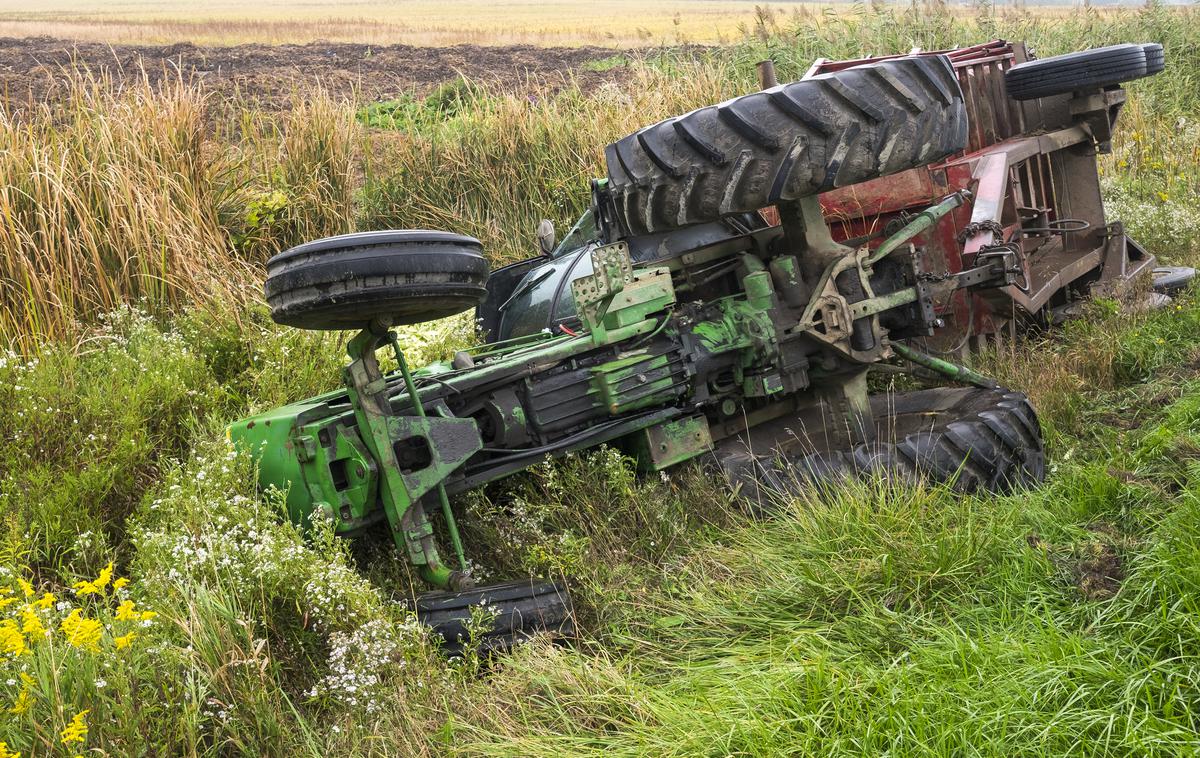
[{"left": 0, "top": 70, "right": 357, "bottom": 347}]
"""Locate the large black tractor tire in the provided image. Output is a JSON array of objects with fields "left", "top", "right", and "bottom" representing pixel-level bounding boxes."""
[
  {"left": 414, "top": 578, "right": 575, "bottom": 656},
  {"left": 604, "top": 55, "right": 968, "bottom": 235},
  {"left": 265, "top": 230, "right": 489, "bottom": 330},
  {"left": 724, "top": 387, "right": 1044, "bottom": 509},
  {"left": 1004, "top": 44, "right": 1154, "bottom": 101}
]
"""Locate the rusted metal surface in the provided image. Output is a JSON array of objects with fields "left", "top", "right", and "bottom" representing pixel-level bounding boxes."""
[{"left": 801, "top": 39, "right": 1153, "bottom": 349}]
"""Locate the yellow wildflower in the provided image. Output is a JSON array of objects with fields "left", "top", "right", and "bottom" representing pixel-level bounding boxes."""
[
  {"left": 60, "top": 709, "right": 89, "bottom": 744},
  {"left": 10, "top": 684, "right": 30, "bottom": 715},
  {"left": 0, "top": 598, "right": 17, "bottom": 610},
  {"left": 16, "top": 579, "right": 33, "bottom": 598},
  {"left": 0, "top": 620, "right": 26, "bottom": 657},
  {"left": 0, "top": 740, "right": 20, "bottom": 758},
  {"left": 60, "top": 610, "right": 102, "bottom": 652},
  {"left": 1118, "top": 159, "right": 1128, "bottom": 168},
  {"left": 112, "top": 578, "right": 129, "bottom": 592},
  {"left": 139, "top": 610, "right": 158, "bottom": 622},
  {"left": 19, "top": 606, "right": 44, "bottom": 639},
  {"left": 115, "top": 600, "right": 137, "bottom": 621},
  {"left": 1157, "top": 191, "right": 1170, "bottom": 202},
  {"left": 114, "top": 632, "right": 136, "bottom": 649},
  {"left": 73, "top": 562, "right": 114, "bottom": 597},
  {"left": 33, "top": 593, "right": 54, "bottom": 610}
]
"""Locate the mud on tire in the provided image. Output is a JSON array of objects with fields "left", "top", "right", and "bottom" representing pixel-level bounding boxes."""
[
  {"left": 724, "top": 387, "right": 1045, "bottom": 507},
  {"left": 605, "top": 55, "right": 968, "bottom": 235}
]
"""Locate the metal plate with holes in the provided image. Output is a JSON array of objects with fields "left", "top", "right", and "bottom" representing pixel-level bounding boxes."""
[{"left": 571, "top": 242, "right": 632, "bottom": 309}]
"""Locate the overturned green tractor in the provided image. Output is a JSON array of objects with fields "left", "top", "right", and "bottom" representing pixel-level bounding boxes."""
[{"left": 230, "top": 42, "right": 1174, "bottom": 649}]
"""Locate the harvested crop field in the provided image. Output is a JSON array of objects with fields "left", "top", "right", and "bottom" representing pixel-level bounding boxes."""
[{"left": 0, "top": 36, "right": 628, "bottom": 108}]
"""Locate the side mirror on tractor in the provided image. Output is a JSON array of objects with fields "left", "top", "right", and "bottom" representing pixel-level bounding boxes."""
[{"left": 537, "top": 218, "right": 556, "bottom": 255}]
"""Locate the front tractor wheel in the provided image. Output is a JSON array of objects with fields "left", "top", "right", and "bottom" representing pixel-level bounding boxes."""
[
  {"left": 722, "top": 386, "right": 1045, "bottom": 508},
  {"left": 264, "top": 230, "right": 490, "bottom": 330}
]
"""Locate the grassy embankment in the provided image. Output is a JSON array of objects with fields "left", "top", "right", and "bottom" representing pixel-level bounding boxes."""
[{"left": 1, "top": 6, "right": 1200, "bottom": 756}]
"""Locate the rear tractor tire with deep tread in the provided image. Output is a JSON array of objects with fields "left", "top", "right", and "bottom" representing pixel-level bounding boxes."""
[
  {"left": 604, "top": 55, "right": 969, "bottom": 235},
  {"left": 723, "top": 386, "right": 1045, "bottom": 508},
  {"left": 265, "top": 230, "right": 490, "bottom": 331}
]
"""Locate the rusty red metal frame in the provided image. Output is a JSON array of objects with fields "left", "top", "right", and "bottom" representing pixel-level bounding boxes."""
[{"left": 803, "top": 40, "right": 1153, "bottom": 350}]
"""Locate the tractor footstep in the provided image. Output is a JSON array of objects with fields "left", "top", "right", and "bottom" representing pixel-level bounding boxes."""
[{"left": 414, "top": 578, "right": 575, "bottom": 656}]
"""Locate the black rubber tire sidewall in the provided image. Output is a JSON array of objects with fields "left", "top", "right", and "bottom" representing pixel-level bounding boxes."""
[{"left": 265, "top": 230, "right": 489, "bottom": 330}]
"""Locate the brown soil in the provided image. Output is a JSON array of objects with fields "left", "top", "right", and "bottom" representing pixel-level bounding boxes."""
[
  {"left": 1076, "top": 542, "right": 1124, "bottom": 600},
  {"left": 0, "top": 36, "right": 629, "bottom": 109}
]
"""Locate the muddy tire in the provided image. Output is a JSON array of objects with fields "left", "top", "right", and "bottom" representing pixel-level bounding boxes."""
[
  {"left": 414, "top": 578, "right": 575, "bottom": 656},
  {"left": 1004, "top": 44, "right": 1152, "bottom": 101},
  {"left": 604, "top": 55, "right": 968, "bottom": 235},
  {"left": 265, "top": 230, "right": 489, "bottom": 330},
  {"left": 724, "top": 387, "right": 1044, "bottom": 508}
]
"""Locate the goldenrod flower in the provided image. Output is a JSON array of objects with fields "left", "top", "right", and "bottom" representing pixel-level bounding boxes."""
[
  {"left": 60, "top": 610, "right": 102, "bottom": 652},
  {"left": 60, "top": 709, "right": 89, "bottom": 744},
  {"left": 114, "top": 631, "right": 136, "bottom": 649},
  {"left": 0, "top": 740, "right": 21, "bottom": 758},
  {"left": 18, "top": 606, "right": 44, "bottom": 639},
  {"left": 0, "top": 620, "right": 27, "bottom": 657},
  {"left": 10, "top": 683, "right": 30, "bottom": 715},
  {"left": 115, "top": 600, "right": 137, "bottom": 621},
  {"left": 32, "top": 593, "right": 54, "bottom": 610},
  {"left": 112, "top": 577, "right": 129, "bottom": 592},
  {"left": 73, "top": 562, "right": 114, "bottom": 597},
  {"left": 1157, "top": 191, "right": 1170, "bottom": 202},
  {"left": 139, "top": 610, "right": 158, "bottom": 622},
  {"left": 0, "top": 598, "right": 17, "bottom": 610},
  {"left": 16, "top": 579, "right": 33, "bottom": 598}
]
